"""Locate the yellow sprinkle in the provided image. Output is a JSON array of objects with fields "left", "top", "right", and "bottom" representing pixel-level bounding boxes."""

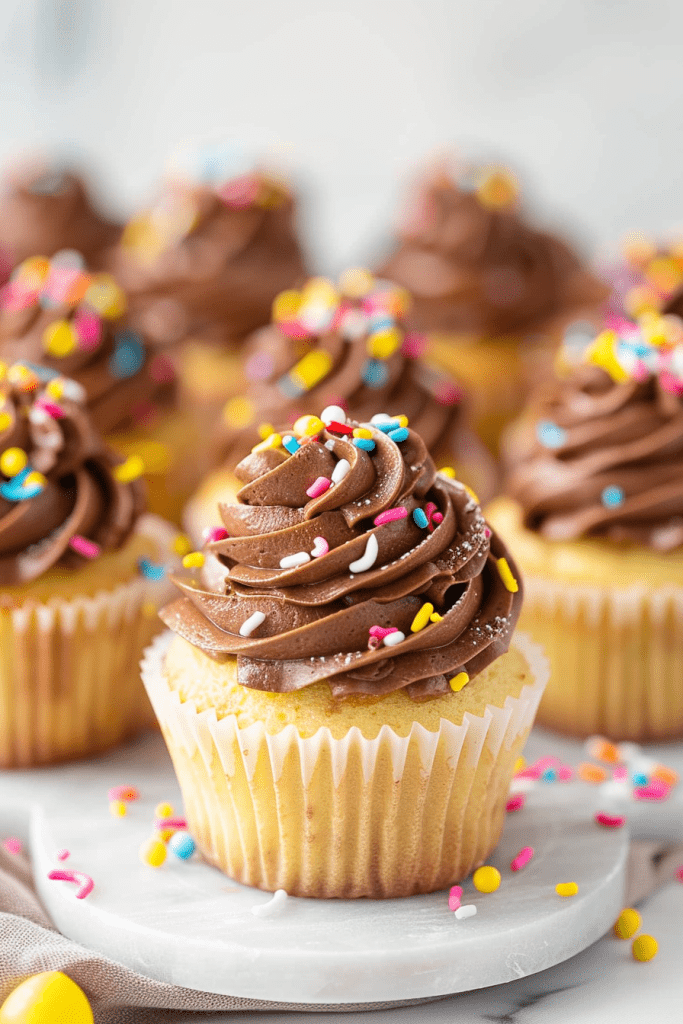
[
  {"left": 555, "top": 882, "right": 578, "bottom": 897},
  {"left": 43, "top": 320, "right": 78, "bottom": 357},
  {"left": 109, "top": 799, "right": 127, "bottom": 818},
  {"left": 223, "top": 395, "right": 255, "bottom": 428},
  {"left": 8, "top": 363, "right": 39, "bottom": 391},
  {"left": 0, "top": 411, "right": 12, "bottom": 432},
  {"left": 497, "top": 557, "right": 519, "bottom": 593},
  {"left": 0, "top": 361, "right": 7, "bottom": 382},
  {"left": 156, "top": 828, "right": 175, "bottom": 843},
  {"left": 182, "top": 552, "right": 205, "bottom": 569},
  {"left": 392, "top": 414, "right": 409, "bottom": 428},
  {"left": 430, "top": 612, "right": 443, "bottom": 622},
  {"left": 24, "top": 471, "right": 46, "bottom": 489},
  {"left": 338, "top": 266, "right": 375, "bottom": 298},
  {"left": 624, "top": 285, "right": 659, "bottom": 319},
  {"left": 290, "top": 350, "right": 333, "bottom": 390},
  {"left": 514, "top": 756, "right": 526, "bottom": 773},
  {"left": 614, "top": 908, "right": 642, "bottom": 940},
  {"left": 366, "top": 327, "right": 402, "bottom": 360},
  {"left": 113, "top": 454, "right": 144, "bottom": 482},
  {"left": 84, "top": 274, "right": 127, "bottom": 318},
  {"left": 0, "top": 447, "right": 27, "bottom": 477},
  {"left": 464, "top": 484, "right": 480, "bottom": 503},
  {"left": 251, "top": 432, "right": 282, "bottom": 453},
  {"left": 293, "top": 415, "right": 325, "bottom": 437},
  {"left": 475, "top": 167, "right": 519, "bottom": 210},
  {"left": 155, "top": 801, "right": 174, "bottom": 819},
  {"left": 16, "top": 254, "right": 50, "bottom": 285},
  {"left": 632, "top": 935, "right": 658, "bottom": 962},
  {"left": 449, "top": 671, "right": 470, "bottom": 692},
  {"left": 352, "top": 427, "right": 373, "bottom": 439},
  {"left": 411, "top": 602, "right": 434, "bottom": 633},
  {"left": 438, "top": 466, "right": 456, "bottom": 479},
  {"left": 301, "top": 276, "right": 338, "bottom": 307},
  {"left": 646, "top": 255, "right": 683, "bottom": 294},
  {"left": 45, "top": 378, "right": 65, "bottom": 400},
  {"left": 473, "top": 866, "right": 501, "bottom": 893},
  {"left": 139, "top": 837, "right": 167, "bottom": 868},
  {"left": 258, "top": 421, "right": 275, "bottom": 440},
  {"left": 272, "top": 288, "right": 302, "bottom": 322},
  {"left": 387, "top": 285, "right": 411, "bottom": 317},
  {"left": 584, "top": 329, "right": 629, "bottom": 383},
  {"left": 173, "top": 534, "right": 192, "bottom": 557}
]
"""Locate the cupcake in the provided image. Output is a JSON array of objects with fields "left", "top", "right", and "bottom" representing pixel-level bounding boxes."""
[
  {"left": 601, "top": 232, "right": 683, "bottom": 325},
  {"left": 0, "top": 361, "right": 177, "bottom": 767},
  {"left": 0, "top": 251, "right": 198, "bottom": 523},
  {"left": 184, "top": 270, "right": 496, "bottom": 544},
  {"left": 488, "top": 313, "right": 683, "bottom": 741},
  {"left": 112, "top": 146, "right": 308, "bottom": 434},
  {"left": 0, "top": 159, "right": 121, "bottom": 269},
  {"left": 377, "top": 160, "right": 607, "bottom": 452},
  {"left": 143, "top": 411, "right": 547, "bottom": 898}
]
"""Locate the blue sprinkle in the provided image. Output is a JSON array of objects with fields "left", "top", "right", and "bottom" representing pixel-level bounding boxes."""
[
  {"left": 138, "top": 558, "right": 166, "bottom": 581},
  {"left": 277, "top": 374, "right": 304, "bottom": 399},
  {"left": 168, "top": 831, "right": 196, "bottom": 860},
  {"left": 353, "top": 437, "right": 376, "bottom": 452},
  {"left": 109, "top": 331, "right": 145, "bottom": 380},
  {"left": 536, "top": 420, "right": 567, "bottom": 450},
  {"left": 388, "top": 427, "right": 409, "bottom": 443},
  {"left": 368, "top": 316, "right": 394, "bottom": 332},
  {"left": 23, "top": 362, "right": 59, "bottom": 381},
  {"left": 632, "top": 772, "right": 648, "bottom": 787},
  {"left": 0, "top": 467, "right": 44, "bottom": 501},
  {"left": 374, "top": 419, "right": 401, "bottom": 433},
  {"left": 282, "top": 435, "right": 301, "bottom": 455},
  {"left": 413, "top": 508, "right": 429, "bottom": 529},
  {"left": 541, "top": 768, "right": 558, "bottom": 782},
  {"left": 601, "top": 485, "right": 625, "bottom": 508},
  {"left": 362, "top": 359, "right": 389, "bottom": 388}
]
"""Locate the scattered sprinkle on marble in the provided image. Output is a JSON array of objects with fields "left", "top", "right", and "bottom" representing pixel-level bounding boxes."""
[{"left": 251, "top": 888, "right": 289, "bottom": 918}]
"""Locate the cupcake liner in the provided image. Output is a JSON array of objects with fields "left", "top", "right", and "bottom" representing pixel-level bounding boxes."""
[
  {"left": 520, "top": 574, "right": 683, "bottom": 741},
  {"left": 0, "top": 515, "right": 176, "bottom": 768},
  {"left": 142, "top": 633, "right": 548, "bottom": 898}
]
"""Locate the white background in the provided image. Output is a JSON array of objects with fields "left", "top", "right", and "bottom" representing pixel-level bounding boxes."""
[{"left": 0, "top": 0, "right": 681, "bottom": 271}]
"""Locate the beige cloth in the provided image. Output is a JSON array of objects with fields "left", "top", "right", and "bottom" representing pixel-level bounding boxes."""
[{"left": 0, "top": 842, "right": 680, "bottom": 1023}]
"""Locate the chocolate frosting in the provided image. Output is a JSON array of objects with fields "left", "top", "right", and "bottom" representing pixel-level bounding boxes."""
[
  {"left": 0, "top": 253, "right": 176, "bottom": 434},
  {"left": 162, "top": 417, "right": 522, "bottom": 699},
  {"left": 506, "top": 322, "right": 683, "bottom": 549},
  {"left": 113, "top": 172, "right": 308, "bottom": 346},
  {"left": 0, "top": 163, "right": 121, "bottom": 269},
  {"left": 0, "top": 364, "right": 144, "bottom": 584},
  {"left": 378, "top": 163, "right": 607, "bottom": 336}
]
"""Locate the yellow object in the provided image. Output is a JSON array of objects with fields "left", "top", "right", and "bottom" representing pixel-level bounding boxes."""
[
  {"left": 251, "top": 432, "right": 282, "bottom": 454},
  {"left": 155, "top": 801, "right": 174, "bottom": 819},
  {"left": 223, "top": 396, "right": 255, "bottom": 429},
  {"left": 555, "top": 882, "right": 578, "bottom": 897},
  {"left": 173, "top": 534, "right": 192, "bottom": 557},
  {"left": 339, "top": 267, "right": 374, "bottom": 298},
  {"left": 113, "top": 455, "right": 144, "bottom": 483},
  {"left": 182, "top": 552, "right": 205, "bottom": 570},
  {"left": 84, "top": 274, "right": 126, "bottom": 318},
  {"left": 23, "top": 472, "right": 46, "bottom": 489},
  {"left": 352, "top": 427, "right": 373, "bottom": 439},
  {"left": 393, "top": 414, "right": 409, "bottom": 428},
  {"left": 632, "top": 935, "right": 658, "bottom": 962},
  {"left": 272, "top": 288, "right": 302, "bottom": 322},
  {"left": 139, "top": 838, "right": 167, "bottom": 867},
  {"left": 293, "top": 415, "right": 325, "bottom": 436},
  {"left": 0, "top": 448, "right": 28, "bottom": 477},
  {"left": 514, "top": 756, "right": 526, "bottom": 773},
  {"left": 42, "top": 321, "right": 77, "bottom": 358},
  {"left": 472, "top": 865, "right": 501, "bottom": 893},
  {"left": 614, "top": 908, "right": 641, "bottom": 939},
  {"left": 109, "top": 799, "right": 127, "bottom": 818},
  {"left": 411, "top": 603, "right": 434, "bottom": 633},
  {"left": 367, "top": 327, "right": 402, "bottom": 359},
  {"left": 449, "top": 672, "right": 470, "bottom": 692},
  {"left": 439, "top": 466, "right": 456, "bottom": 479},
  {"left": 0, "top": 412, "right": 11, "bottom": 432},
  {"left": 258, "top": 422, "right": 275, "bottom": 440},
  {"left": 496, "top": 557, "right": 519, "bottom": 593},
  {"left": 290, "top": 350, "right": 333, "bottom": 389},
  {"left": 0, "top": 970, "right": 93, "bottom": 1024},
  {"left": 475, "top": 167, "right": 519, "bottom": 210},
  {"left": 584, "top": 329, "right": 629, "bottom": 383}
]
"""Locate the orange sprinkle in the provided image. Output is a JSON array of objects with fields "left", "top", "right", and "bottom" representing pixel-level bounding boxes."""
[
  {"left": 652, "top": 765, "right": 679, "bottom": 787},
  {"left": 578, "top": 762, "right": 607, "bottom": 784}
]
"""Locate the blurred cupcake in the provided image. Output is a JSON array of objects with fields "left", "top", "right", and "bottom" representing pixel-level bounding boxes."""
[
  {"left": 488, "top": 313, "right": 683, "bottom": 741},
  {"left": 0, "top": 158, "right": 121, "bottom": 269},
  {"left": 600, "top": 231, "right": 683, "bottom": 325},
  {"left": 143, "top": 412, "right": 546, "bottom": 898},
  {"left": 0, "top": 362, "right": 178, "bottom": 767},
  {"left": 112, "top": 143, "right": 308, "bottom": 433},
  {"left": 184, "top": 270, "right": 496, "bottom": 544},
  {"left": 378, "top": 160, "right": 607, "bottom": 452},
  {"left": 0, "top": 251, "right": 198, "bottom": 523}
]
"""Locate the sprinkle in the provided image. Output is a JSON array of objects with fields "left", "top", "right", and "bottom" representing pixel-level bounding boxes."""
[
  {"left": 43, "top": 320, "right": 78, "bottom": 357},
  {"left": 326, "top": 420, "right": 353, "bottom": 434},
  {"left": 110, "top": 331, "right": 145, "bottom": 379},
  {"left": 555, "top": 882, "right": 578, "bottom": 897},
  {"left": 311, "top": 536, "right": 329, "bottom": 558},
  {"left": 413, "top": 508, "right": 429, "bottom": 529},
  {"left": 449, "top": 672, "right": 470, "bottom": 692},
  {"left": 388, "top": 426, "right": 409, "bottom": 443},
  {"left": 289, "top": 350, "right": 333, "bottom": 390},
  {"left": 110, "top": 800, "right": 127, "bottom": 817},
  {"left": 168, "top": 831, "right": 196, "bottom": 860},
  {"left": 47, "top": 869, "right": 94, "bottom": 899},
  {"left": 352, "top": 427, "right": 373, "bottom": 439},
  {"left": 496, "top": 557, "right": 519, "bottom": 593},
  {"left": 172, "top": 534, "right": 192, "bottom": 556},
  {"left": 273, "top": 289, "right": 302, "bottom": 322},
  {"left": 252, "top": 432, "right": 282, "bottom": 454},
  {"left": 632, "top": 935, "right": 658, "bottom": 962},
  {"left": 601, "top": 485, "right": 625, "bottom": 508},
  {"left": 374, "top": 507, "right": 408, "bottom": 526},
  {"left": 542, "top": 769, "right": 558, "bottom": 782},
  {"left": 35, "top": 399, "right": 64, "bottom": 419},
  {"left": 652, "top": 765, "right": 679, "bottom": 786},
  {"left": 430, "top": 612, "right": 443, "bottom": 622},
  {"left": 252, "top": 888, "right": 289, "bottom": 918},
  {"left": 373, "top": 418, "right": 401, "bottom": 433},
  {"left": 448, "top": 885, "right": 463, "bottom": 911},
  {"left": 578, "top": 762, "right": 608, "bottom": 784},
  {"left": 362, "top": 358, "right": 389, "bottom": 388},
  {"left": 114, "top": 454, "right": 144, "bottom": 482},
  {"left": 353, "top": 437, "right": 376, "bottom": 451},
  {"left": 511, "top": 847, "right": 534, "bottom": 872},
  {"left": 634, "top": 783, "right": 670, "bottom": 802},
  {"left": 2, "top": 837, "right": 21, "bottom": 854},
  {"left": 349, "top": 533, "right": 379, "bottom": 573},
  {"left": 454, "top": 905, "right": 477, "bottom": 920},
  {"left": 331, "top": 459, "right": 351, "bottom": 483},
  {"left": 155, "top": 816, "right": 187, "bottom": 831},
  {"left": 283, "top": 435, "right": 300, "bottom": 454},
  {"left": 515, "top": 757, "right": 525, "bottom": 772},
  {"left": 294, "top": 414, "right": 325, "bottom": 436},
  {"left": 536, "top": 420, "right": 567, "bottom": 449},
  {"left": 139, "top": 838, "right": 167, "bottom": 868},
  {"left": 155, "top": 802, "right": 174, "bottom": 819},
  {"left": 56, "top": 849, "right": 70, "bottom": 861},
  {"left": 321, "top": 404, "right": 346, "bottom": 425},
  {"left": 182, "top": 552, "right": 204, "bottom": 569},
  {"left": 506, "top": 795, "right": 526, "bottom": 812},
  {"left": 676, "top": 866, "right": 683, "bottom": 882},
  {"left": 223, "top": 395, "right": 255, "bottom": 427},
  {"left": 473, "top": 866, "right": 501, "bottom": 893},
  {"left": 107, "top": 785, "right": 139, "bottom": 802},
  {"left": 383, "top": 630, "right": 405, "bottom": 647},
  {"left": 0, "top": 411, "right": 11, "bottom": 432},
  {"left": 203, "top": 527, "right": 229, "bottom": 544},
  {"left": 586, "top": 737, "right": 621, "bottom": 764},
  {"left": 69, "top": 535, "right": 100, "bottom": 559},
  {"left": 306, "top": 476, "right": 331, "bottom": 498},
  {"left": 0, "top": 447, "right": 27, "bottom": 477},
  {"left": 615, "top": 908, "right": 641, "bottom": 939},
  {"left": 239, "top": 611, "right": 266, "bottom": 637},
  {"left": 280, "top": 551, "right": 311, "bottom": 568},
  {"left": 584, "top": 329, "right": 630, "bottom": 383},
  {"left": 369, "top": 625, "right": 398, "bottom": 640},
  {"left": 367, "top": 326, "right": 402, "bottom": 359},
  {"left": 411, "top": 602, "right": 434, "bottom": 633},
  {"left": 401, "top": 332, "right": 428, "bottom": 358},
  {"left": 595, "top": 812, "right": 626, "bottom": 829},
  {"left": 339, "top": 267, "right": 375, "bottom": 298}
]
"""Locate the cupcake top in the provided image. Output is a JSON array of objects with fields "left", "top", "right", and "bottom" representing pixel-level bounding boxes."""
[
  {"left": 602, "top": 232, "right": 683, "bottom": 324},
  {"left": 378, "top": 161, "right": 606, "bottom": 337},
  {"left": 0, "top": 252, "right": 177, "bottom": 435},
  {"left": 0, "top": 162, "right": 121, "bottom": 269},
  {"left": 114, "top": 151, "right": 308, "bottom": 346},
  {"left": 506, "top": 314, "right": 683, "bottom": 550},
  {"left": 162, "top": 410, "right": 522, "bottom": 700},
  {"left": 216, "top": 271, "right": 469, "bottom": 466},
  {"left": 0, "top": 362, "right": 145, "bottom": 584}
]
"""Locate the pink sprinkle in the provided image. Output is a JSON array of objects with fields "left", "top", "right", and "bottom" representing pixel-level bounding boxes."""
[
  {"left": 279, "top": 319, "right": 311, "bottom": 341},
  {"left": 431, "top": 512, "right": 444, "bottom": 524},
  {"left": 56, "top": 849, "right": 70, "bottom": 861},
  {"left": 149, "top": 353, "right": 176, "bottom": 384},
  {"left": 311, "top": 536, "right": 329, "bottom": 558},
  {"left": 595, "top": 812, "right": 626, "bottom": 829},
  {"left": 506, "top": 794, "right": 526, "bottom": 812},
  {"left": 155, "top": 816, "right": 187, "bottom": 830},
  {"left": 131, "top": 402, "right": 158, "bottom": 427},
  {"left": 73, "top": 309, "right": 102, "bottom": 351},
  {"left": 448, "top": 885, "right": 463, "bottom": 911},
  {"left": 558, "top": 766, "right": 573, "bottom": 781},
  {"left": 369, "top": 625, "right": 399, "bottom": 640},
  {"left": 676, "top": 866, "right": 683, "bottom": 882},
  {"left": 516, "top": 767, "right": 542, "bottom": 780},
  {"left": 401, "top": 333, "right": 428, "bottom": 359},
  {"left": 217, "top": 174, "right": 260, "bottom": 209},
  {"left": 306, "top": 476, "right": 332, "bottom": 499},
  {"left": 484, "top": 527, "right": 491, "bottom": 539},
  {"left": 613, "top": 765, "right": 628, "bottom": 781},
  {"left": 48, "top": 869, "right": 94, "bottom": 900},
  {"left": 634, "top": 783, "right": 670, "bottom": 802},
  {"left": 425, "top": 502, "right": 438, "bottom": 519},
  {"left": 69, "top": 535, "right": 101, "bottom": 559},
  {"left": 511, "top": 846, "right": 534, "bottom": 872},
  {"left": 535, "top": 756, "right": 562, "bottom": 769},
  {"left": 203, "top": 526, "right": 229, "bottom": 543},
  {"left": 374, "top": 507, "right": 408, "bottom": 526},
  {"left": 3, "top": 837, "right": 22, "bottom": 854},
  {"left": 36, "top": 399, "right": 65, "bottom": 419},
  {"left": 434, "top": 382, "right": 464, "bottom": 406},
  {"left": 107, "top": 786, "right": 140, "bottom": 802}
]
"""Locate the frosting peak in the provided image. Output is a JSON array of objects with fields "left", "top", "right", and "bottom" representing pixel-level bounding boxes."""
[{"left": 162, "top": 412, "right": 522, "bottom": 699}]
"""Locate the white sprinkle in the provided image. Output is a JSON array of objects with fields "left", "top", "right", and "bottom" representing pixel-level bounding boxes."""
[
  {"left": 324, "top": 439, "right": 336, "bottom": 450},
  {"left": 370, "top": 412, "right": 392, "bottom": 423},
  {"left": 383, "top": 630, "right": 406, "bottom": 647},
  {"left": 239, "top": 611, "right": 266, "bottom": 637},
  {"left": 321, "top": 404, "right": 346, "bottom": 425},
  {"left": 454, "top": 905, "right": 477, "bottom": 920},
  {"left": 280, "top": 551, "right": 311, "bottom": 568},
  {"left": 349, "top": 533, "right": 379, "bottom": 573},
  {"left": 59, "top": 379, "right": 87, "bottom": 403},
  {"left": 29, "top": 407, "right": 50, "bottom": 426},
  {"left": 251, "top": 889, "right": 289, "bottom": 918},
  {"left": 331, "top": 458, "right": 351, "bottom": 484}
]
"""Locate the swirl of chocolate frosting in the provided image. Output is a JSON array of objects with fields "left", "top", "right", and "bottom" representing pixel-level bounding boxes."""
[
  {"left": 0, "top": 363, "right": 144, "bottom": 584},
  {"left": 506, "top": 317, "right": 683, "bottom": 550},
  {"left": 0, "top": 252, "right": 176, "bottom": 434},
  {"left": 162, "top": 414, "right": 522, "bottom": 699},
  {"left": 377, "top": 161, "right": 607, "bottom": 337}
]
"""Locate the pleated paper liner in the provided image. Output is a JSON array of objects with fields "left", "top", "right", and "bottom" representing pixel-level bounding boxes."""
[{"left": 142, "top": 632, "right": 548, "bottom": 899}]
